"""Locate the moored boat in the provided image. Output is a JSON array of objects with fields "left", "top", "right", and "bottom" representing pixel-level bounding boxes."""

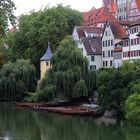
[{"left": 15, "top": 102, "right": 103, "bottom": 117}]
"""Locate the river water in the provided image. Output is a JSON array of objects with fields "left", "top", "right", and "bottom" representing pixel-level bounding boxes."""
[{"left": 0, "top": 103, "right": 140, "bottom": 140}]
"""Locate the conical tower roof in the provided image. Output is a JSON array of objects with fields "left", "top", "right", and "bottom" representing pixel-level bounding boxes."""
[{"left": 40, "top": 42, "right": 52, "bottom": 61}]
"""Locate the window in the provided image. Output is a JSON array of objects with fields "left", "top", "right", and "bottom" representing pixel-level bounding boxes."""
[
  {"left": 108, "top": 50, "right": 110, "bottom": 57},
  {"left": 103, "top": 41, "right": 105, "bottom": 47},
  {"left": 91, "top": 56, "right": 95, "bottom": 61},
  {"left": 90, "top": 65, "right": 96, "bottom": 70},
  {"left": 111, "top": 39, "right": 113, "bottom": 46},
  {"left": 131, "top": 39, "right": 134, "bottom": 45},
  {"left": 103, "top": 61, "right": 105, "bottom": 67},
  {"left": 111, "top": 50, "right": 113, "bottom": 57},
  {"left": 106, "top": 40, "right": 108, "bottom": 46},
  {"left": 108, "top": 40, "right": 110, "bottom": 46},
  {"left": 105, "top": 31, "right": 108, "bottom": 36},
  {"left": 103, "top": 51, "right": 105, "bottom": 58},
  {"left": 110, "top": 61, "right": 113, "bottom": 66},
  {"left": 106, "top": 61, "right": 108, "bottom": 67},
  {"left": 46, "top": 61, "right": 49, "bottom": 66}
]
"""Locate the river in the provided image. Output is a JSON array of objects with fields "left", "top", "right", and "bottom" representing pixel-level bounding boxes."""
[{"left": 0, "top": 102, "right": 140, "bottom": 140}]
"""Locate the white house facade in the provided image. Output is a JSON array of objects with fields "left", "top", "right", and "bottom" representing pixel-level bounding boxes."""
[
  {"left": 78, "top": 37, "right": 102, "bottom": 70},
  {"left": 122, "top": 20, "right": 140, "bottom": 61}
]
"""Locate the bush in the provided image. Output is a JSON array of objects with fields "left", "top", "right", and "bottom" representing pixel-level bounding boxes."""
[{"left": 125, "top": 93, "right": 140, "bottom": 124}]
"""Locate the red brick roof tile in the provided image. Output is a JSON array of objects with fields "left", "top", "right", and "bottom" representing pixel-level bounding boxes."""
[
  {"left": 108, "top": 21, "right": 127, "bottom": 39},
  {"left": 83, "top": 7, "right": 117, "bottom": 26}
]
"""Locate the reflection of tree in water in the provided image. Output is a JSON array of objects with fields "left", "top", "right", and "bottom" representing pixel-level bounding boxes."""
[
  {"left": 34, "top": 113, "right": 127, "bottom": 140},
  {"left": 0, "top": 103, "right": 140, "bottom": 140},
  {"left": 122, "top": 124, "right": 140, "bottom": 140},
  {"left": 0, "top": 103, "right": 41, "bottom": 140}
]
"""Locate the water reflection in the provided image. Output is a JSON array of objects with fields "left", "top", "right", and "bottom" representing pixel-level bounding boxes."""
[{"left": 0, "top": 103, "right": 140, "bottom": 140}]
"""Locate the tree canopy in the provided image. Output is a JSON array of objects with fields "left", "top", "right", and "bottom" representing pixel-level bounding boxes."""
[
  {"left": 37, "top": 36, "right": 96, "bottom": 102},
  {"left": 0, "top": 0, "right": 16, "bottom": 37},
  {"left": 0, "top": 59, "right": 37, "bottom": 101},
  {"left": 5, "top": 5, "right": 83, "bottom": 77},
  {"left": 125, "top": 93, "right": 140, "bottom": 124},
  {"left": 97, "top": 60, "right": 140, "bottom": 118}
]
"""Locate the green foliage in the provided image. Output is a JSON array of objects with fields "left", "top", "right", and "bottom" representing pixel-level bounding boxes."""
[
  {"left": 0, "top": 59, "right": 37, "bottom": 101},
  {"left": 125, "top": 93, "right": 140, "bottom": 124},
  {"left": 73, "top": 80, "right": 88, "bottom": 98},
  {"left": 0, "top": 0, "right": 16, "bottom": 37},
  {"left": 24, "top": 92, "right": 37, "bottom": 102},
  {"left": 97, "top": 61, "right": 140, "bottom": 118},
  {"left": 5, "top": 5, "right": 82, "bottom": 77},
  {"left": 37, "top": 36, "right": 96, "bottom": 102}
]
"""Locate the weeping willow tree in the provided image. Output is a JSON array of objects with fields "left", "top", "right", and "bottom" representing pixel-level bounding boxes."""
[
  {"left": 37, "top": 36, "right": 96, "bottom": 102},
  {"left": 0, "top": 59, "right": 37, "bottom": 101}
]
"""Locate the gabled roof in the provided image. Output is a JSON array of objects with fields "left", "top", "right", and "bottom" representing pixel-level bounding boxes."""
[
  {"left": 81, "top": 37, "right": 102, "bottom": 55},
  {"left": 40, "top": 42, "right": 52, "bottom": 61},
  {"left": 84, "top": 27, "right": 104, "bottom": 34},
  {"left": 74, "top": 26, "right": 103, "bottom": 39},
  {"left": 108, "top": 21, "right": 127, "bottom": 39}
]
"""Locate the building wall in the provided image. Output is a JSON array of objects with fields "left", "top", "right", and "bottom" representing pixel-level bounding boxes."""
[
  {"left": 77, "top": 43, "right": 102, "bottom": 70},
  {"left": 123, "top": 25, "right": 140, "bottom": 61},
  {"left": 40, "top": 61, "right": 51, "bottom": 80},
  {"left": 87, "top": 55, "right": 102, "bottom": 70},
  {"left": 102, "top": 23, "right": 115, "bottom": 68},
  {"left": 72, "top": 28, "right": 80, "bottom": 42},
  {"left": 114, "top": 51, "right": 122, "bottom": 68},
  {"left": 129, "top": 0, "right": 140, "bottom": 21},
  {"left": 116, "top": 0, "right": 131, "bottom": 21}
]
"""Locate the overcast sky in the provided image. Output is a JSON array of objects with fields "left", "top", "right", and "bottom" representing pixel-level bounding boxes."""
[{"left": 12, "top": 0, "right": 102, "bottom": 16}]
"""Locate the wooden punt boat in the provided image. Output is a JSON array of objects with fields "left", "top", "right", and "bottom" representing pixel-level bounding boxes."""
[
  {"left": 15, "top": 102, "right": 103, "bottom": 117},
  {"left": 44, "top": 107, "right": 102, "bottom": 117},
  {"left": 15, "top": 102, "right": 47, "bottom": 108}
]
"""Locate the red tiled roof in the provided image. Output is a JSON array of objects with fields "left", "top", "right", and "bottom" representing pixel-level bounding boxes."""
[
  {"left": 108, "top": 21, "right": 127, "bottom": 39},
  {"left": 83, "top": 7, "right": 117, "bottom": 26},
  {"left": 119, "top": 21, "right": 134, "bottom": 26},
  {"left": 81, "top": 37, "right": 102, "bottom": 55}
]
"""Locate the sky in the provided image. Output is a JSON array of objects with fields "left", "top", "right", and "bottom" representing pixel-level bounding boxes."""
[{"left": 12, "top": 0, "right": 102, "bottom": 16}]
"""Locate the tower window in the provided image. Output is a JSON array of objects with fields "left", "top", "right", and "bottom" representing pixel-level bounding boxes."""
[{"left": 46, "top": 61, "right": 49, "bottom": 66}]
